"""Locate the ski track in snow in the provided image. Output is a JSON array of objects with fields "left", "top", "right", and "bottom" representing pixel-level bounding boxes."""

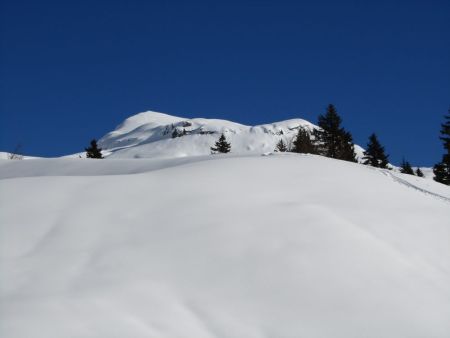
[{"left": 381, "top": 170, "right": 450, "bottom": 204}]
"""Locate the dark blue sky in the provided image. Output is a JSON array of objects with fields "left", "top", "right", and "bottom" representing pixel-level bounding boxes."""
[{"left": 1, "top": 0, "right": 449, "bottom": 165}]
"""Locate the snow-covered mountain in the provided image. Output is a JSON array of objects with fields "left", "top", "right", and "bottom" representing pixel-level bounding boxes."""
[
  {"left": 1, "top": 110, "right": 449, "bottom": 337},
  {"left": 1, "top": 154, "right": 449, "bottom": 338},
  {"left": 98, "top": 111, "right": 365, "bottom": 159}
]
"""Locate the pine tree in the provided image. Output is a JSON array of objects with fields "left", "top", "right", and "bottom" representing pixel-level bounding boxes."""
[
  {"left": 337, "top": 131, "right": 357, "bottom": 162},
  {"left": 313, "top": 104, "right": 356, "bottom": 162},
  {"left": 210, "top": 133, "right": 231, "bottom": 154},
  {"left": 275, "top": 139, "right": 287, "bottom": 152},
  {"left": 400, "top": 159, "right": 414, "bottom": 175},
  {"left": 85, "top": 139, "right": 103, "bottom": 159},
  {"left": 362, "top": 133, "right": 389, "bottom": 168},
  {"left": 292, "top": 127, "right": 316, "bottom": 154},
  {"left": 433, "top": 109, "right": 450, "bottom": 185},
  {"left": 416, "top": 168, "right": 424, "bottom": 177}
]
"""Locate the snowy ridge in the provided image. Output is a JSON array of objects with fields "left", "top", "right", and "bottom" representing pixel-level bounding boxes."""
[
  {"left": 0, "top": 152, "right": 41, "bottom": 160},
  {"left": 98, "top": 110, "right": 365, "bottom": 159}
]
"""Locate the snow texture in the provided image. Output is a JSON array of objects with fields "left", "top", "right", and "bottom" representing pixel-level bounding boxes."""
[{"left": 1, "top": 152, "right": 449, "bottom": 338}]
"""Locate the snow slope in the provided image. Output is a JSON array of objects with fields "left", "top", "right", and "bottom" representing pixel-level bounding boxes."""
[
  {"left": 1, "top": 154, "right": 449, "bottom": 338},
  {"left": 98, "top": 111, "right": 366, "bottom": 159},
  {"left": 0, "top": 151, "right": 41, "bottom": 160}
]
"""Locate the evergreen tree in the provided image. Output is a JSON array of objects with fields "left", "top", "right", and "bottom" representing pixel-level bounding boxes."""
[
  {"left": 275, "top": 139, "right": 287, "bottom": 152},
  {"left": 362, "top": 133, "right": 389, "bottom": 168},
  {"left": 433, "top": 109, "right": 450, "bottom": 185},
  {"left": 400, "top": 159, "right": 414, "bottom": 175},
  {"left": 313, "top": 104, "right": 357, "bottom": 162},
  {"left": 210, "top": 133, "right": 231, "bottom": 154},
  {"left": 292, "top": 127, "right": 316, "bottom": 154},
  {"left": 416, "top": 168, "right": 424, "bottom": 177},
  {"left": 337, "top": 131, "right": 357, "bottom": 162},
  {"left": 85, "top": 139, "right": 103, "bottom": 159}
]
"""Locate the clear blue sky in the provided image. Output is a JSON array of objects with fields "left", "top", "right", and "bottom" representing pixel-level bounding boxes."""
[{"left": 1, "top": 0, "right": 449, "bottom": 165}]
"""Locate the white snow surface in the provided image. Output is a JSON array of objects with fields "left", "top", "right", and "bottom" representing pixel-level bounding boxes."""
[
  {"left": 0, "top": 151, "right": 41, "bottom": 160},
  {"left": 1, "top": 153, "right": 449, "bottom": 338},
  {"left": 98, "top": 110, "right": 366, "bottom": 160}
]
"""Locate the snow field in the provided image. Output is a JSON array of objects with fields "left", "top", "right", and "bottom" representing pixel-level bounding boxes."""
[{"left": 1, "top": 154, "right": 449, "bottom": 338}]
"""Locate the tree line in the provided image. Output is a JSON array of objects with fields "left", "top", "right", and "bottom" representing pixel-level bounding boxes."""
[
  {"left": 85, "top": 105, "right": 450, "bottom": 186},
  {"left": 276, "top": 104, "right": 449, "bottom": 183}
]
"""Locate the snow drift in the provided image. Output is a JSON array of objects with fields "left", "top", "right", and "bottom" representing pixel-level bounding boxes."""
[{"left": 1, "top": 153, "right": 449, "bottom": 338}]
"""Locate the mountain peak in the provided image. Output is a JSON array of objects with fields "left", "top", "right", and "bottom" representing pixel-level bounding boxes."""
[{"left": 99, "top": 110, "right": 335, "bottom": 159}]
